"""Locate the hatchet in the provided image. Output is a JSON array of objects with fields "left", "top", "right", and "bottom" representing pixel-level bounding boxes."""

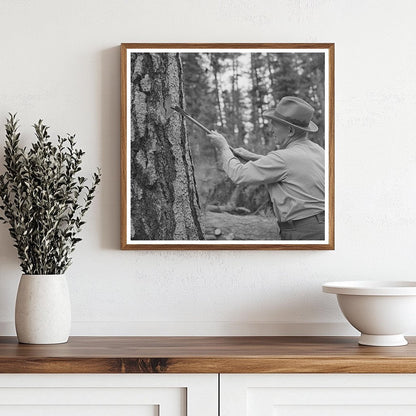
[{"left": 170, "top": 105, "right": 236, "bottom": 153}]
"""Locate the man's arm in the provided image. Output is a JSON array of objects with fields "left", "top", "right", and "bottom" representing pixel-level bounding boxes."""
[
  {"left": 207, "top": 130, "right": 287, "bottom": 185},
  {"left": 207, "top": 131, "right": 262, "bottom": 161},
  {"left": 232, "top": 147, "right": 262, "bottom": 161}
]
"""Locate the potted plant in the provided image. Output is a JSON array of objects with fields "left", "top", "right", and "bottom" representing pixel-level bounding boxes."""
[{"left": 0, "top": 114, "right": 101, "bottom": 344}]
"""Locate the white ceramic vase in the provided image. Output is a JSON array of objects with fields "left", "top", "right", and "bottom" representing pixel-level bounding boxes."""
[{"left": 15, "top": 274, "right": 71, "bottom": 344}]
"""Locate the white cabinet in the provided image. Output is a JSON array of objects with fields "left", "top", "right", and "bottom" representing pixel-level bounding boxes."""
[
  {"left": 221, "top": 374, "right": 416, "bottom": 416},
  {"left": 0, "top": 374, "right": 218, "bottom": 416},
  {"left": 4, "top": 373, "right": 416, "bottom": 415}
]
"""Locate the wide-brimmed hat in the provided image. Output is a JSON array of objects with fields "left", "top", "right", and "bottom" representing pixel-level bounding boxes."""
[{"left": 263, "top": 96, "right": 318, "bottom": 132}]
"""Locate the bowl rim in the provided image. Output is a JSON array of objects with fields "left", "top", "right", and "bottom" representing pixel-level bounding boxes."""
[{"left": 322, "top": 281, "right": 416, "bottom": 296}]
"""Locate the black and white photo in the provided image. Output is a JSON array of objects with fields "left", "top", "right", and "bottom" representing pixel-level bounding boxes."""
[{"left": 121, "top": 44, "right": 334, "bottom": 249}]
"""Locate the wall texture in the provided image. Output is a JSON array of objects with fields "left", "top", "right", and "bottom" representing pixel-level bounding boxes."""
[{"left": 0, "top": 0, "right": 415, "bottom": 336}]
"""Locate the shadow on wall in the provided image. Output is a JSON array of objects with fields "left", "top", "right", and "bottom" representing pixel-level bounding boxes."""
[
  {"left": 228, "top": 285, "right": 342, "bottom": 335},
  {"left": 99, "top": 47, "right": 121, "bottom": 250}
]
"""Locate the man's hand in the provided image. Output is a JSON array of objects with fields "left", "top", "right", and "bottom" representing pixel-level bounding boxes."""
[
  {"left": 232, "top": 147, "right": 261, "bottom": 161},
  {"left": 207, "top": 130, "right": 228, "bottom": 151}
]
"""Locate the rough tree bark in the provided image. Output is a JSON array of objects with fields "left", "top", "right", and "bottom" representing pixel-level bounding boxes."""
[{"left": 130, "top": 53, "right": 204, "bottom": 240}]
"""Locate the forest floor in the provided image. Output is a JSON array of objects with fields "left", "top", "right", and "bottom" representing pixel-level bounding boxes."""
[{"left": 202, "top": 211, "right": 280, "bottom": 241}]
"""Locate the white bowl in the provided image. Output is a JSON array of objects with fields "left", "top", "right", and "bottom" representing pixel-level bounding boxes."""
[{"left": 323, "top": 281, "right": 416, "bottom": 346}]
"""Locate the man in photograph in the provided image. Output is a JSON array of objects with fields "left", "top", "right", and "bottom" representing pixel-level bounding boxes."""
[{"left": 207, "top": 96, "right": 325, "bottom": 241}]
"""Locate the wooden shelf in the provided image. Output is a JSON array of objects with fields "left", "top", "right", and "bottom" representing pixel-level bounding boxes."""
[{"left": 1, "top": 336, "right": 416, "bottom": 373}]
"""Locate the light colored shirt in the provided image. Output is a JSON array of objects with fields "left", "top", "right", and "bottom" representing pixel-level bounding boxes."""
[{"left": 220, "top": 139, "right": 325, "bottom": 222}]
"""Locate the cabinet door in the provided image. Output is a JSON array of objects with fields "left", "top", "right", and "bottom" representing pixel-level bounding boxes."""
[
  {"left": 221, "top": 374, "right": 416, "bottom": 416},
  {"left": 0, "top": 374, "right": 217, "bottom": 416}
]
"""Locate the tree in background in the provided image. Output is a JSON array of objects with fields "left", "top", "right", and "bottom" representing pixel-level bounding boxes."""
[
  {"left": 223, "top": 53, "right": 247, "bottom": 146},
  {"left": 249, "top": 53, "right": 270, "bottom": 148},
  {"left": 181, "top": 53, "right": 221, "bottom": 209},
  {"left": 130, "top": 53, "right": 204, "bottom": 240}
]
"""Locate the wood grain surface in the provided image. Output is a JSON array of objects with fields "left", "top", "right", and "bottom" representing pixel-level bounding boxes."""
[{"left": 0, "top": 336, "right": 415, "bottom": 374}]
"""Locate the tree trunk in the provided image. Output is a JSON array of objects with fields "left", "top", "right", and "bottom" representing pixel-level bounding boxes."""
[
  {"left": 130, "top": 53, "right": 204, "bottom": 240},
  {"left": 232, "top": 55, "right": 246, "bottom": 146},
  {"left": 250, "top": 55, "right": 260, "bottom": 143},
  {"left": 210, "top": 54, "right": 225, "bottom": 128},
  {"left": 251, "top": 55, "right": 268, "bottom": 146},
  {"left": 253, "top": 59, "right": 267, "bottom": 145},
  {"left": 266, "top": 54, "right": 277, "bottom": 107},
  {"left": 231, "top": 55, "right": 237, "bottom": 135}
]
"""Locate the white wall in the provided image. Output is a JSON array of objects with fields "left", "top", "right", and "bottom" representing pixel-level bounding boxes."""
[{"left": 0, "top": 0, "right": 415, "bottom": 336}]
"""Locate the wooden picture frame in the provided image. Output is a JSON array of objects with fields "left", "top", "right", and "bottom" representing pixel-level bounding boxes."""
[{"left": 121, "top": 43, "right": 334, "bottom": 250}]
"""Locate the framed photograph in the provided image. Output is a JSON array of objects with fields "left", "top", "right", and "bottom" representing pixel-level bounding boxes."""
[{"left": 121, "top": 43, "right": 334, "bottom": 250}]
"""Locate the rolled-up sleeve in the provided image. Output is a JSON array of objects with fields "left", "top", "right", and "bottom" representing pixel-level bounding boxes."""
[{"left": 220, "top": 148, "right": 288, "bottom": 185}]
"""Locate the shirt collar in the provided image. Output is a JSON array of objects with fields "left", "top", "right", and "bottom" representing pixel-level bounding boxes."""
[{"left": 282, "top": 137, "right": 308, "bottom": 150}]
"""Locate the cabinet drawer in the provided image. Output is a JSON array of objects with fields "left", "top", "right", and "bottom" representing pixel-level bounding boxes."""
[
  {"left": 0, "top": 374, "right": 217, "bottom": 416},
  {"left": 221, "top": 374, "right": 416, "bottom": 416}
]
